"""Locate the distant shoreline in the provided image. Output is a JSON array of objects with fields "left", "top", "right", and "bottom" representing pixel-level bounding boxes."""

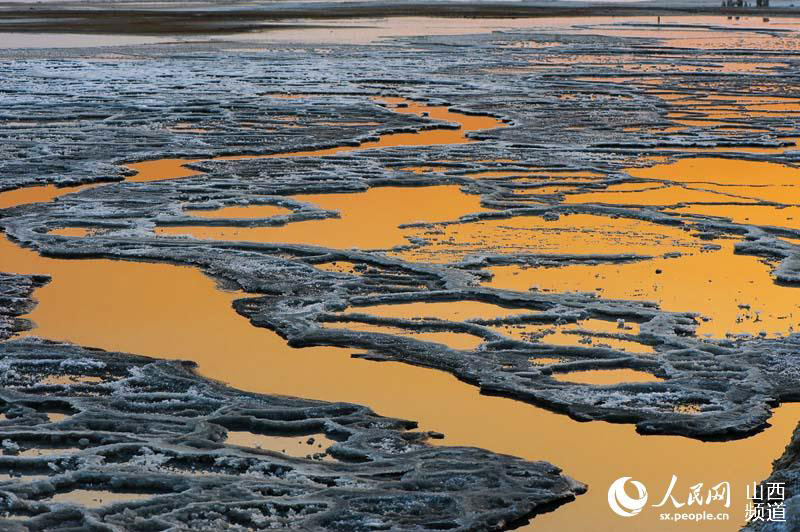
[{"left": 0, "top": 1, "right": 796, "bottom": 36}]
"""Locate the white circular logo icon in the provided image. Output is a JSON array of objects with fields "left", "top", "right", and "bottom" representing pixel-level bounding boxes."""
[{"left": 608, "top": 477, "right": 648, "bottom": 517}]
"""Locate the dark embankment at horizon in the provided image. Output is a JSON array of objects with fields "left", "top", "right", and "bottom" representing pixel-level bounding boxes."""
[{"left": 0, "top": 1, "right": 796, "bottom": 35}]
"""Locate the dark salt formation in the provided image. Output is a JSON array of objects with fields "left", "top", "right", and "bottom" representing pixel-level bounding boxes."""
[
  {"left": 0, "top": 337, "right": 583, "bottom": 530},
  {"left": 0, "top": 47, "right": 428, "bottom": 192},
  {"left": 0, "top": 274, "right": 49, "bottom": 342},
  {"left": 741, "top": 336, "right": 800, "bottom": 532}
]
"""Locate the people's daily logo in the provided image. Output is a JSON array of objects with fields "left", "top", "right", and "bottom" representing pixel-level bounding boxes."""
[{"left": 608, "top": 477, "right": 649, "bottom": 517}]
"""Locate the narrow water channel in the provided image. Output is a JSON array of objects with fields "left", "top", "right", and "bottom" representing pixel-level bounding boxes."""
[{"left": 1, "top": 96, "right": 799, "bottom": 530}]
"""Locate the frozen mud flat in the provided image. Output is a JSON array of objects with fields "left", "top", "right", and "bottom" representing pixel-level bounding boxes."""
[{"left": 3, "top": 17, "right": 800, "bottom": 530}]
